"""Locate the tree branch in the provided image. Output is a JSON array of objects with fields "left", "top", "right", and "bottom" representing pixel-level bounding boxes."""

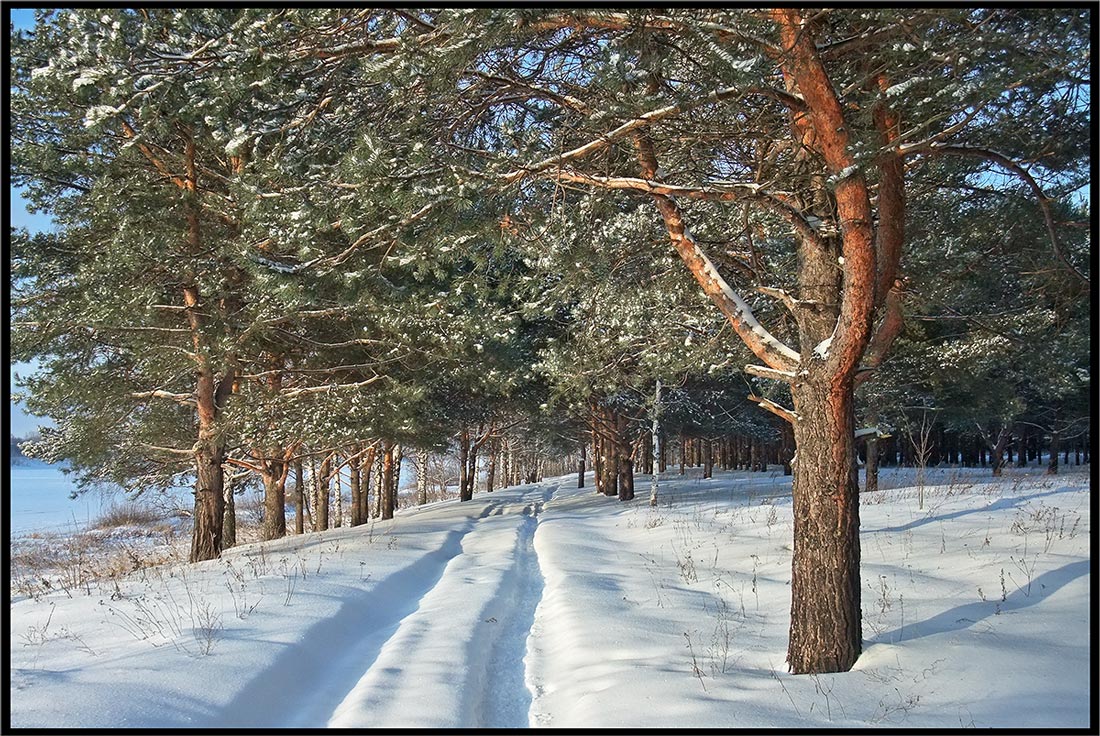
[
  {"left": 748, "top": 393, "right": 800, "bottom": 424},
  {"left": 901, "top": 143, "right": 1089, "bottom": 289},
  {"left": 745, "top": 364, "right": 796, "bottom": 382},
  {"left": 632, "top": 133, "right": 800, "bottom": 372}
]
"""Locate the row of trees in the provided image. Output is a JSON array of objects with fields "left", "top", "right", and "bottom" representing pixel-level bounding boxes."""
[{"left": 10, "top": 9, "right": 1088, "bottom": 673}]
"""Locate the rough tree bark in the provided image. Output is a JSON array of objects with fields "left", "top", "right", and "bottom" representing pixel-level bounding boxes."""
[
  {"left": 415, "top": 448, "right": 429, "bottom": 505},
  {"left": 222, "top": 468, "right": 237, "bottom": 549},
  {"left": 294, "top": 459, "right": 304, "bottom": 535},
  {"left": 616, "top": 411, "right": 635, "bottom": 502},
  {"left": 650, "top": 379, "right": 662, "bottom": 507},
  {"left": 349, "top": 449, "right": 362, "bottom": 526},
  {"left": 381, "top": 440, "right": 395, "bottom": 520}
]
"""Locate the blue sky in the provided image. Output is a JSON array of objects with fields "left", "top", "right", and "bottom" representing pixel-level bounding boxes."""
[{"left": 9, "top": 10, "right": 52, "bottom": 437}]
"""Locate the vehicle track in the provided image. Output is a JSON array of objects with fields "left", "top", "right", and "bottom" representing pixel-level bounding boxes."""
[{"left": 243, "top": 482, "right": 557, "bottom": 729}]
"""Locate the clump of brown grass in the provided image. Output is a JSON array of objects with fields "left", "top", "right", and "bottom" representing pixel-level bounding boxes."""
[{"left": 90, "top": 502, "right": 165, "bottom": 530}]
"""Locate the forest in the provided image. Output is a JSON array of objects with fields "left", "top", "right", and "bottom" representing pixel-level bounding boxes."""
[{"left": 9, "top": 6, "right": 1090, "bottom": 687}]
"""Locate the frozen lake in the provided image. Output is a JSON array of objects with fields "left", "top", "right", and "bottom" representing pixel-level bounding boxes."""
[{"left": 8, "top": 458, "right": 188, "bottom": 536}]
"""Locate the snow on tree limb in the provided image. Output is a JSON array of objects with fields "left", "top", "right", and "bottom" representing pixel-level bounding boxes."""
[
  {"left": 747, "top": 393, "right": 799, "bottom": 424},
  {"left": 744, "top": 364, "right": 796, "bottom": 382},
  {"left": 501, "top": 85, "right": 759, "bottom": 185},
  {"left": 632, "top": 133, "right": 801, "bottom": 372}
]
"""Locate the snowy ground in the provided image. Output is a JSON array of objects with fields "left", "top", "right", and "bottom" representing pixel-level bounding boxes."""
[{"left": 8, "top": 464, "right": 1091, "bottom": 728}]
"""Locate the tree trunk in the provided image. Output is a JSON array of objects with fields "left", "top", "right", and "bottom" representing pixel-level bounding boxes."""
[
  {"left": 600, "top": 413, "right": 619, "bottom": 497},
  {"left": 380, "top": 440, "right": 395, "bottom": 519},
  {"left": 865, "top": 435, "right": 878, "bottom": 493},
  {"left": 261, "top": 459, "right": 288, "bottom": 541},
  {"left": 788, "top": 377, "right": 862, "bottom": 674},
  {"left": 577, "top": 442, "right": 586, "bottom": 488},
  {"left": 650, "top": 379, "right": 661, "bottom": 507},
  {"left": 415, "top": 448, "right": 429, "bottom": 505},
  {"left": 458, "top": 428, "right": 472, "bottom": 502},
  {"left": 592, "top": 424, "right": 603, "bottom": 494},
  {"left": 392, "top": 444, "right": 403, "bottom": 506},
  {"left": 294, "top": 459, "right": 304, "bottom": 535},
  {"left": 991, "top": 427, "right": 1012, "bottom": 477},
  {"left": 373, "top": 448, "right": 384, "bottom": 518},
  {"left": 317, "top": 453, "right": 331, "bottom": 531},
  {"left": 486, "top": 439, "right": 497, "bottom": 493},
  {"left": 616, "top": 412, "right": 635, "bottom": 502},
  {"left": 332, "top": 454, "right": 343, "bottom": 528},
  {"left": 1047, "top": 430, "right": 1060, "bottom": 475},
  {"left": 465, "top": 436, "right": 478, "bottom": 500},
  {"left": 222, "top": 469, "right": 237, "bottom": 549},
  {"left": 191, "top": 435, "right": 225, "bottom": 562},
  {"left": 679, "top": 433, "right": 686, "bottom": 475},
  {"left": 349, "top": 450, "right": 362, "bottom": 526}
]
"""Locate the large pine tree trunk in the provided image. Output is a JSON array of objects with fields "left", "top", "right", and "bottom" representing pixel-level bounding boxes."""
[
  {"left": 191, "top": 433, "right": 225, "bottom": 562},
  {"left": 788, "top": 377, "right": 862, "bottom": 674},
  {"left": 261, "top": 459, "right": 288, "bottom": 541}
]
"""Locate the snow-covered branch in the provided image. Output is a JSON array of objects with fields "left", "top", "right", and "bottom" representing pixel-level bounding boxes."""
[
  {"left": 131, "top": 389, "right": 196, "bottom": 405},
  {"left": 747, "top": 393, "right": 799, "bottom": 424},
  {"left": 745, "top": 364, "right": 796, "bottom": 382}
]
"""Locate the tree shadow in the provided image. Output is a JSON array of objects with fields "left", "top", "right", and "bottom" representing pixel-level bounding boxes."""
[
  {"left": 868, "top": 559, "right": 1090, "bottom": 645},
  {"left": 864, "top": 485, "right": 1079, "bottom": 534}
]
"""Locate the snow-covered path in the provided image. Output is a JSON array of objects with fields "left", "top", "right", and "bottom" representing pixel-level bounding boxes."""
[
  {"left": 216, "top": 481, "right": 558, "bottom": 729},
  {"left": 9, "top": 466, "right": 1092, "bottom": 729},
  {"left": 324, "top": 486, "right": 554, "bottom": 728}
]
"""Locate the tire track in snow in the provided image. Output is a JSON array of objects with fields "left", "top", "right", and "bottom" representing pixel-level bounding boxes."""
[
  {"left": 522, "top": 480, "right": 572, "bottom": 727},
  {"left": 477, "top": 484, "right": 555, "bottom": 727},
  {"left": 215, "top": 498, "right": 508, "bottom": 728},
  {"left": 324, "top": 482, "right": 556, "bottom": 728}
]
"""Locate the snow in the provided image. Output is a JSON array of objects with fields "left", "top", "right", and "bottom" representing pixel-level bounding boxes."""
[
  {"left": 686, "top": 230, "right": 800, "bottom": 366},
  {"left": 8, "top": 464, "right": 1091, "bottom": 728}
]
